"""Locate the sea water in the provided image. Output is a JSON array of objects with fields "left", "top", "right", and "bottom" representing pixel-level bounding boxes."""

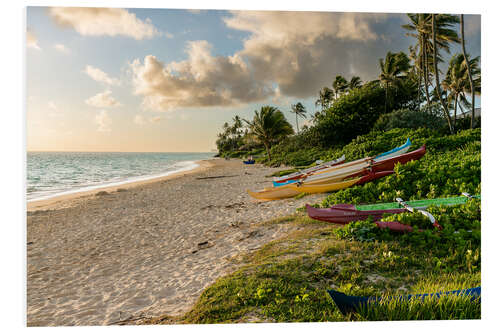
[{"left": 27, "top": 152, "right": 215, "bottom": 202}]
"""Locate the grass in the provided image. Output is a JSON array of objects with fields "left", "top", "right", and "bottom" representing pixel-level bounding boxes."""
[{"left": 142, "top": 213, "right": 480, "bottom": 324}]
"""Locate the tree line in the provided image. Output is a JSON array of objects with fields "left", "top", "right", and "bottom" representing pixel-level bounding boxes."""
[{"left": 216, "top": 13, "right": 480, "bottom": 162}]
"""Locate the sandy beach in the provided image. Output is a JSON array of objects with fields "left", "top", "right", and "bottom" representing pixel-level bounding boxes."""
[{"left": 27, "top": 158, "right": 329, "bottom": 326}]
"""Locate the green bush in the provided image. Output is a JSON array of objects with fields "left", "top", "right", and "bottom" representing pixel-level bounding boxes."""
[{"left": 373, "top": 108, "right": 446, "bottom": 132}]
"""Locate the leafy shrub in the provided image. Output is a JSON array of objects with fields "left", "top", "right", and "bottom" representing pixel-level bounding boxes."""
[
  {"left": 323, "top": 146, "right": 480, "bottom": 206},
  {"left": 373, "top": 108, "right": 446, "bottom": 132}
]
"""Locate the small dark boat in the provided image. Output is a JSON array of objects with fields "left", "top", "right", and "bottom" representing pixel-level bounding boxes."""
[
  {"left": 327, "top": 287, "right": 481, "bottom": 315},
  {"left": 243, "top": 160, "right": 255, "bottom": 164}
]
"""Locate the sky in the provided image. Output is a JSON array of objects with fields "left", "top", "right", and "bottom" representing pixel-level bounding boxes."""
[{"left": 26, "top": 7, "right": 481, "bottom": 152}]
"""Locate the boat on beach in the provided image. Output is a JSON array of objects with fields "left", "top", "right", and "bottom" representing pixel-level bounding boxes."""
[
  {"left": 273, "top": 139, "right": 413, "bottom": 187},
  {"left": 327, "top": 287, "right": 481, "bottom": 315},
  {"left": 272, "top": 155, "right": 346, "bottom": 183},
  {"left": 306, "top": 193, "right": 479, "bottom": 231}
]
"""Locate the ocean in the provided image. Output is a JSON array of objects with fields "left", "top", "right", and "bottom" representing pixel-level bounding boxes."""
[{"left": 27, "top": 152, "right": 215, "bottom": 202}]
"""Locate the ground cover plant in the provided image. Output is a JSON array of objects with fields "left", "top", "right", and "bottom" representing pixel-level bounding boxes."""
[{"left": 142, "top": 201, "right": 480, "bottom": 324}]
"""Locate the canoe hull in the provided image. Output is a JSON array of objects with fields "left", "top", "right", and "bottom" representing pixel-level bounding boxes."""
[
  {"left": 305, "top": 204, "right": 405, "bottom": 224},
  {"left": 327, "top": 287, "right": 481, "bottom": 315},
  {"left": 246, "top": 186, "right": 300, "bottom": 201}
]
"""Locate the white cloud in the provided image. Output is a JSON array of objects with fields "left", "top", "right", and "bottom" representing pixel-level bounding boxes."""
[
  {"left": 129, "top": 41, "right": 274, "bottom": 111},
  {"left": 84, "top": 65, "right": 121, "bottom": 86},
  {"left": 27, "top": 30, "right": 41, "bottom": 50},
  {"left": 95, "top": 110, "right": 111, "bottom": 132},
  {"left": 48, "top": 7, "right": 161, "bottom": 40},
  {"left": 85, "top": 90, "right": 122, "bottom": 108},
  {"left": 54, "top": 43, "right": 70, "bottom": 53},
  {"left": 129, "top": 11, "right": 396, "bottom": 110}
]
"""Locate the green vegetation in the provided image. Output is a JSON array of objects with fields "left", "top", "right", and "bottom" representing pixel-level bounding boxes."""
[
  {"left": 215, "top": 13, "right": 480, "bottom": 162},
  {"left": 144, "top": 208, "right": 480, "bottom": 324},
  {"left": 190, "top": 12, "right": 482, "bottom": 324},
  {"left": 321, "top": 128, "right": 480, "bottom": 206}
]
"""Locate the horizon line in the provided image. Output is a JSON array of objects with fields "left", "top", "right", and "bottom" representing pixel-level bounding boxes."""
[{"left": 27, "top": 150, "right": 216, "bottom": 153}]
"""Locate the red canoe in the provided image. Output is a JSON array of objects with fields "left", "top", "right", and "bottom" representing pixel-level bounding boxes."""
[
  {"left": 305, "top": 201, "right": 440, "bottom": 233},
  {"left": 356, "top": 170, "right": 394, "bottom": 185},
  {"left": 305, "top": 203, "right": 405, "bottom": 225},
  {"left": 345, "top": 145, "right": 426, "bottom": 179},
  {"left": 370, "top": 145, "right": 426, "bottom": 173}
]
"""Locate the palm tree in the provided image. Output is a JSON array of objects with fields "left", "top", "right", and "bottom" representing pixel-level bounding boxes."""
[
  {"left": 315, "top": 87, "right": 334, "bottom": 110},
  {"left": 244, "top": 106, "right": 294, "bottom": 162},
  {"left": 460, "top": 14, "right": 476, "bottom": 128},
  {"left": 379, "top": 51, "right": 411, "bottom": 112},
  {"left": 402, "top": 14, "right": 460, "bottom": 106},
  {"left": 442, "top": 53, "right": 481, "bottom": 126},
  {"left": 432, "top": 14, "right": 454, "bottom": 134},
  {"left": 348, "top": 76, "right": 363, "bottom": 91},
  {"left": 332, "top": 75, "right": 348, "bottom": 99},
  {"left": 290, "top": 102, "right": 307, "bottom": 133}
]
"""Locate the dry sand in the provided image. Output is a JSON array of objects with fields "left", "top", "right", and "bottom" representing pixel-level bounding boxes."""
[{"left": 27, "top": 159, "right": 329, "bottom": 326}]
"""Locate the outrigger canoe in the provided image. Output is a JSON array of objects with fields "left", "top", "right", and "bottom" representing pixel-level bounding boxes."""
[
  {"left": 328, "top": 287, "right": 481, "bottom": 315},
  {"left": 294, "top": 171, "right": 393, "bottom": 194},
  {"left": 273, "top": 139, "right": 412, "bottom": 186},
  {"left": 306, "top": 193, "right": 479, "bottom": 232},
  {"left": 306, "top": 194, "right": 479, "bottom": 224},
  {"left": 272, "top": 155, "right": 346, "bottom": 183},
  {"left": 247, "top": 178, "right": 357, "bottom": 201},
  {"left": 247, "top": 171, "right": 394, "bottom": 201},
  {"left": 305, "top": 145, "right": 426, "bottom": 184}
]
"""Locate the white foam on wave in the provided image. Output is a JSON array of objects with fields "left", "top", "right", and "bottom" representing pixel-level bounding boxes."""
[{"left": 27, "top": 160, "right": 201, "bottom": 203}]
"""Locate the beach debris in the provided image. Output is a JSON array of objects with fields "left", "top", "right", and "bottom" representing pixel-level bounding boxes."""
[
  {"left": 196, "top": 241, "right": 214, "bottom": 251},
  {"left": 116, "top": 188, "right": 127, "bottom": 192},
  {"left": 27, "top": 241, "right": 34, "bottom": 246},
  {"left": 95, "top": 191, "right": 109, "bottom": 196}
]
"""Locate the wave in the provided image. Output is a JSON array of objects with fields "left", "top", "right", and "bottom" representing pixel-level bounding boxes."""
[{"left": 27, "top": 160, "right": 202, "bottom": 202}]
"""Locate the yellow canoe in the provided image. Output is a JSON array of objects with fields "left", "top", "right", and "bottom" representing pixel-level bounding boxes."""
[
  {"left": 247, "top": 185, "right": 301, "bottom": 201},
  {"left": 294, "top": 177, "right": 361, "bottom": 194}
]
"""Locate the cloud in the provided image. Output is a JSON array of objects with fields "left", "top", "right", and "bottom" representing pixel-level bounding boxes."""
[
  {"left": 95, "top": 110, "right": 111, "bottom": 132},
  {"left": 27, "top": 30, "right": 41, "bottom": 50},
  {"left": 129, "top": 11, "right": 406, "bottom": 111},
  {"left": 130, "top": 41, "right": 274, "bottom": 111},
  {"left": 48, "top": 7, "right": 160, "bottom": 40},
  {"left": 85, "top": 90, "right": 122, "bottom": 108},
  {"left": 54, "top": 43, "right": 70, "bottom": 53},
  {"left": 84, "top": 65, "right": 121, "bottom": 86}
]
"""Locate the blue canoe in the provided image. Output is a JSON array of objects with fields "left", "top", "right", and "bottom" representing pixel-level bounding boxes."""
[
  {"left": 328, "top": 287, "right": 481, "bottom": 315},
  {"left": 373, "top": 138, "right": 411, "bottom": 161},
  {"left": 272, "top": 138, "right": 411, "bottom": 187},
  {"left": 243, "top": 160, "right": 255, "bottom": 164}
]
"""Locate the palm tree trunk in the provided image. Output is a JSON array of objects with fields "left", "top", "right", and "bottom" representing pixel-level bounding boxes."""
[
  {"left": 417, "top": 60, "right": 422, "bottom": 109},
  {"left": 422, "top": 37, "right": 431, "bottom": 105},
  {"left": 385, "top": 84, "right": 388, "bottom": 113},
  {"left": 453, "top": 94, "right": 458, "bottom": 128},
  {"left": 460, "top": 14, "right": 476, "bottom": 129},
  {"left": 264, "top": 142, "right": 271, "bottom": 162},
  {"left": 296, "top": 113, "right": 299, "bottom": 133},
  {"left": 432, "top": 14, "right": 453, "bottom": 134}
]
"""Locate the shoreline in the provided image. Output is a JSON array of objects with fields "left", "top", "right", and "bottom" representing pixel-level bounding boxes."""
[
  {"left": 27, "top": 158, "right": 330, "bottom": 326},
  {"left": 27, "top": 159, "right": 215, "bottom": 212}
]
